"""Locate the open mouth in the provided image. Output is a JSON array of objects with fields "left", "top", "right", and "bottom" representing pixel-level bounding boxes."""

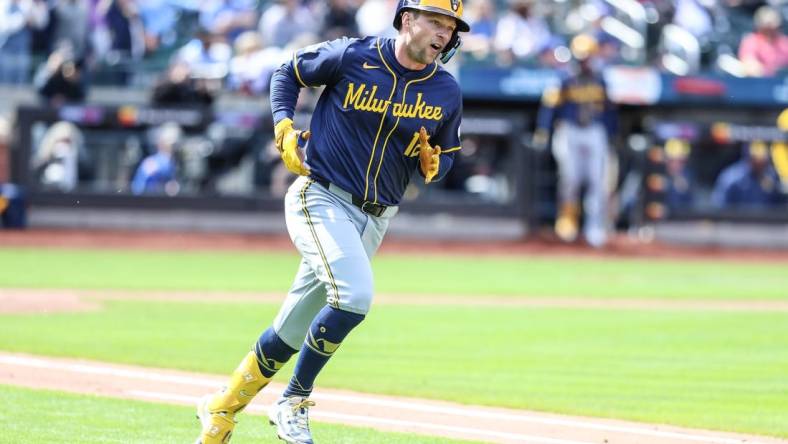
[{"left": 430, "top": 43, "right": 443, "bottom": 52}]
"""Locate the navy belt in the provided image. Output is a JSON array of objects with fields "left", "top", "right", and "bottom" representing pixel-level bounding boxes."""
[{"left": 311, "top": 177, "right": 390, "bottom": 217}]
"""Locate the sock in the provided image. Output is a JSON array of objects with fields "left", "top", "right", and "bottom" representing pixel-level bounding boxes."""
[
  {"left": 253, "top": 327, "right": 298, "bottom": 378},
  {"left": 283, "top": 306, "right": 364, "bottom": 398}
]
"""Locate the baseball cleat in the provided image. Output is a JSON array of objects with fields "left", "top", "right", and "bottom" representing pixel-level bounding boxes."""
[
  {"left": 268, "top": 396, "right": 316, "bottom": 444},
  {"left": 195, "top": 392, "right": 235, "bottom": 444},
  {"left": 555, "top": 202, "right": 580, "bottom": 242},
  {"left": 585, "top": 227, "right": 607, "bottom": 248},
  {"left": 555, "top": 216, "right": 578, "bottom": 242}
]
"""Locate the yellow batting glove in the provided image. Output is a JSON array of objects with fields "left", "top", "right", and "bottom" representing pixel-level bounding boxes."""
[
  {"left": 274, "top": 118, "right": 294, "bottom": 153},
  {"left": 274, "top": 118, "right": 310, "bottom": 176},
  {"left": 418, "top": 127, "right": 441, "bottom": 184}
]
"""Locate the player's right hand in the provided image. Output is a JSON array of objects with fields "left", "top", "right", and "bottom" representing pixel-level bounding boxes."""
[
  {"left": 274, "top": 118, "right": 310, "bottom": 176},
  {"left": 532, "top": 129, "right": 549, "bottom": 151}
]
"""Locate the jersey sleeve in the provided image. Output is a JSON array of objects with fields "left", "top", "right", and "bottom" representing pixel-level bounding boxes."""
[
  {"left": 430, "top": 94, "right": 463, "bottom": 182},
  {"left": 434, "top": 96, "right": 462, "bottom": 154},
  {"left": 270, "top": 38, "right": 353, "bottom": 124},
  {"left": 535, "top": 78, "right": 563, "bottom": 132},
  {"left": 292, "top": 37, "right": 352, "bottom": 88}
]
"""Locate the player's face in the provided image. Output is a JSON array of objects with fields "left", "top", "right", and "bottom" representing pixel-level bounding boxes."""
[{"left": 404, "top": 11, "right": 457, "bottom": 65}]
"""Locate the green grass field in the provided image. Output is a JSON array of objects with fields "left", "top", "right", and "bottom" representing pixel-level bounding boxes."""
[
  {"left": 0, "top": 248, "right": 785, "bottom": 299},
  {"left": 1, "top": 247, "right": 787, "bottom": 440},
  {"left": 0, "top": 385, "right": 479, "bottom": 443}
]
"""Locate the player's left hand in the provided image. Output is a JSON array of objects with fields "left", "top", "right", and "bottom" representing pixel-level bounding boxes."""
[{"left": 418, "top": 127, "right": 441, "bottom": 184}]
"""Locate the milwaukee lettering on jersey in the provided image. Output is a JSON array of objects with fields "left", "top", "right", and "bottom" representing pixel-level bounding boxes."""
[
  {"left": 343, "top": 83, "right": 390, "bottom": 113},
  {"left": 343, "top": 83, "right": 443, "bottom": 121},
  {"left": 564, "top": 84, "right": 606, "bottom": 103}
]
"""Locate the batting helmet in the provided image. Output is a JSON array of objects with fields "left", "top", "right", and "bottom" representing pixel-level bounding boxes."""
[
  {"left": 570, "top": 34, "right": 599, "bottom": 61},
  {"left": 393, "top": 0, "right": 470, "bottom": 63},
  {"left": 393, "top": 0, "right": 470, "bottom": 32}
]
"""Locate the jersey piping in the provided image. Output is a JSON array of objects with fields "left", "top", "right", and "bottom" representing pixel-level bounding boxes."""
[
  {"left": 373, "top": 62, "right": 438, "bottom": 203},
  {"left": 293, "top": 52, "right": 309, "bottom": 88},
  {"left": 363, "top": 38, "right": 398, "bottom": 201}
]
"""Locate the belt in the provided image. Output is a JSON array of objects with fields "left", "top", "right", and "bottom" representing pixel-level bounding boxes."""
[{"left": 311, "top": 177, "right": 391, "bottom": 217}]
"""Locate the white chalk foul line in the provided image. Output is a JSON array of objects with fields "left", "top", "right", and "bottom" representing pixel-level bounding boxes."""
[
  {"left": 128, "top": 390, "right": 593, "bottom": 444},
  {"left": 0, "top": 355, "right": 220, "bottom": 387},
  {"left": 308, "top": 393, "right": 757, "bottom": 444},
  {"left": 0, "top": 355, "right": 769, "bottom": 444}
]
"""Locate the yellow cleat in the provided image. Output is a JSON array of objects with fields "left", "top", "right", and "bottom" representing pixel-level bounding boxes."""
[
  {"left": 555, "top": 202, "right": 579, "bottom": 242},
  {"left": 195, "top": 393, "right": 236, "bottom": 444},
  {"left": 195, "top": 351, "right": 273, "bottom": 444}
]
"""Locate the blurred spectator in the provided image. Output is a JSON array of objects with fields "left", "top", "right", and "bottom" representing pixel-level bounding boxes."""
[
  {"left": 228, "top": 30, "right": 286, "bottom": 96},
  {"left": 199, "top": 0, "right": 258, "bottom": 43},
  {"left": 494, "top": 0, "right": 553, "bottom": 65},
  {"left": 137, "top": 0, "right": 180, "bottom": 54},
  {"left": 711, "top": 140, "right": 784, "bottom": 208},
  {"left": 151, "top": 59, "right": 215, "bottom": 107},
  {"left": 462, "top": 0, "right": 497, "bottom": 59},
  {"left": 0, "top": 0, "right": 49, "bottom": 84},
  {"left": 93, "top": 0, "right": 146, "bottom": 85},
  {"left": 258, "top": 0, "right": 318, "bottom": 48},
  {"left": 534, "top": 34, "right": 618, "bottom": 247},
  {"left": 32, "top": 121, "right": 88, "bottom": 192},
  {"left": 738, "top": 5, "right": 788, "bottom": 76},
  {"left": 320, "top": 0, "right": 360, "bottom": 40},
  {"left": 673, "top": 0, "right": 714, "bottom": 46},
  {"left": 33, "top": 42, "right": 88, "bottom": 105},
  {"left": 642, "top": 0, "right": 676, "bottom": 62},
  {"left": 175, "top": 26, "right": 232, "bottom": 81},
  {"left": 50, "top": 0, "right": 90, "bottom": 61},
  {"left": 662, "top": 138, "right": 696, "bottom": 210},
  {"left": 579, "top": 3, "right": 622, "bottom": 67},
  {"left": 355, "top": 0, "right": 396, "bottom": 38},
  {"left": 131, "top": 122, "right": 181, "bottom": 195}
]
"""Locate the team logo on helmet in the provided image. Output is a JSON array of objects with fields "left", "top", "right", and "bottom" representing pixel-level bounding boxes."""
[{"left": 450, "top": 0, "right": 460, "bottom": 12}]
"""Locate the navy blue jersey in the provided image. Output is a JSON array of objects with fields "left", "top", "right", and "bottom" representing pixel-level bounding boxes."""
[
  {"left": 270, "top": 36, "right": 463, "bottom": 206},
  {"left": 711, "top": 160, "right": 783, "bottom": 208},
  {"left": 536, "top": 71, "right": 617, "bottom": 136}
]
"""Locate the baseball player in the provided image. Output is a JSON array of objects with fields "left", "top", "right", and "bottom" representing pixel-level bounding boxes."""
[
  {"left": 194, "top": 1, "right": 468, "bottom": 443},
  {"left": 533, "top": 34, "right": 618, "bottom": 248},
  {"left": 711, "top": 140, "right": 783, "bottom": 208}
]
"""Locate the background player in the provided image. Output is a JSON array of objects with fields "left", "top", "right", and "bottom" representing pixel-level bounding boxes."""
[
  {"left": 533, "top": 33, "right": 618, "bottom": 248},
  {"left": 195, "top": 1, "right": 468, "bottom": 443}
]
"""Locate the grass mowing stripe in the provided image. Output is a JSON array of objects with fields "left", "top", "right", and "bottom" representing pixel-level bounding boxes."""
[
  {"left": 0, "top": 384, "right": 479, "bottom": 443},
  {"left": 0, "top": 300, "right": 786, "bottom": 437},
  {"left": 0, "top": 248, "right": 786, "bottom": 299}
]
